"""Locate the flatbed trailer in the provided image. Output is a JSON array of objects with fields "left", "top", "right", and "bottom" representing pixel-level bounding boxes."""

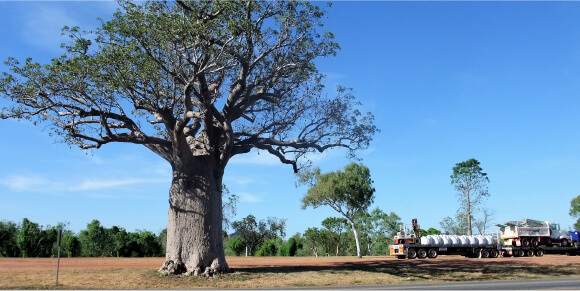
[
  {"left": 390, "top": 243, "right": 500, "bottom": 259},
  {"left": 503, "top": 230, "right": 580, "bottom": 257},
  {"left": 503, "top": 246, "right": 580, "bottom": 257}
]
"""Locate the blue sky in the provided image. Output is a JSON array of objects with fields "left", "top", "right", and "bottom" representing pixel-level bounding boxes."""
[{"left": 1, "top": 1, "right": 579, "bottom": 238}]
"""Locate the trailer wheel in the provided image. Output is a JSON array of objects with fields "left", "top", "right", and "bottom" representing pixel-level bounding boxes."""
[
  {"left": 490, "top": 249, "right": 499, "bottom": 258},
  {"left": 407, "top": 248, "right": 417, "bottom": 259},
  {"left": 428, "top": 248, "right": 438, "bottom": 259},
  {"left": 526, "top": 249, "right": 534, "bottom": 257},
  {"left": 514, "top": 249, "right": 524, "bottom": 257},
  {"left": 535, "top": 249, "right": 544, "bottom": 257},
  {"left": 418, "top": 248, "right": 428, "bottom": 259},
  {"left": 561, "top": 238, "right": 569, "bottom": 247},
  {"left": 521, "top": 238, "right": 530, "bottom": 247},
  {"left": 531, "top": 238, "right": 539, "bottom": 247},
  {"left": 480, "top": 249, "right": 490, "bottom": 258}
]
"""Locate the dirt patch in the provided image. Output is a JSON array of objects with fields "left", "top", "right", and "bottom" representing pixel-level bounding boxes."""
[{"left": 0, "top": 255, "right": 577, "bottom": 272}]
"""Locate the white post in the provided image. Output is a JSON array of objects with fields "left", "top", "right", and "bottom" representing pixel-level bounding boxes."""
[{"left": 56, "top": 227, "right": 62, "bottom": 286}]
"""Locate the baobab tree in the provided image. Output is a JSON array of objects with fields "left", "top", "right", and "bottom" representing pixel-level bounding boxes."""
[{"left": 0, "top": 1, "right": 377, "bottom": 276}]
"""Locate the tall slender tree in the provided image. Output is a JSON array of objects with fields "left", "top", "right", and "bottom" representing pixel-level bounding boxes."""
[
  {"left": 0, "top": 1, "right": 377, "bottom": 275},
  {"left": 450, "top": 158, "right": 489, "bottom": 236}
]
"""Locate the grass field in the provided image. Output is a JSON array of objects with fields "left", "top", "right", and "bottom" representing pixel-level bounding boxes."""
[{"left": 1, "top": 256, "right": 579, "bottom": 289}]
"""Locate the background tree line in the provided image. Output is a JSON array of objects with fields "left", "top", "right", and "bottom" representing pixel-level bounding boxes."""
[{"left": 0, "top": 218, "right": 165, "bottom": 258}]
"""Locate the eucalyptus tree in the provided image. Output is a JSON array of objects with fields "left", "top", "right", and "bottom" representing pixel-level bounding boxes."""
[
  {"left": 451, "top": 158, "right": 489, "bottom": 236},
  {"left": 0, "top": 1, "right": 377, "bottom": 275},
  {"left": 231, "top": 214, "right": 286, "bottom": 257},
  {"left": 300, "top": 162, "right": 375, "bottom": 258},
  {"left": 321, "top": 217, "right": 348, "bottom": 256},
  {"left": 356, "top": 208, "right": 400, "bottom": 255}
]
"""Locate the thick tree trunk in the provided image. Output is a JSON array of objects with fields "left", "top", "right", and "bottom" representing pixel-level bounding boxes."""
[{"left": 158, "top": 157, "right": 229, "bottom": 276}]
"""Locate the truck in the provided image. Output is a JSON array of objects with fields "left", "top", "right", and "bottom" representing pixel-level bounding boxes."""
[
  {"left": 494, "top": 218, "right": 580, "bottom": 257},
  {"left": 390, "top": 219, "right": 500, "bottom": 259},
  {"left": 494, "top": 218, "right": 573, "bottom": 248}
]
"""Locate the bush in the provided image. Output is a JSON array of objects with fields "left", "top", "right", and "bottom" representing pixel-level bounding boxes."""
[
  {"left": 226, "top": 236, "right": 245, "bottom": 256},
  {"left": 255, "top": 241, "right": 277, "bottom": 257}
]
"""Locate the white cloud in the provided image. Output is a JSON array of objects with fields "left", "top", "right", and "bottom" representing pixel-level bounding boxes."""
[
  {"left": 0, "top": 174, "right": 166, "bottom": 194},
  {"left": 238, "top": 192, "right": 263, "bottom": 203},
  {"left": 67, "top": 178, "right": 166, "bottom": 192},
  {"left": 229, "top": 150, "right": 282, "bottom": 166},
  {"left": 0, "top": 175, "right": 49, "bottom": 192}
]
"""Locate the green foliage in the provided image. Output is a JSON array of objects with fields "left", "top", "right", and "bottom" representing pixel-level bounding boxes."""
[
  {"left": 255, "top": 240, "right": 277, "bottom": 257},
  {"left": 0, "top": 220, "right": 19, "bottom": 257},
  {"left": 356, "top": 208, "right": 401, "bottom": 256},
  {"left": 278, "top": 237, "right": 298, "bottom": 257},
  {"left": 225, "top": 236, "right": 245, "bottom": 256},
  {"left": 60, "top": 231, "right": 81, "bottom": 258},
  {"left": 571, "top": 195, "right": 580, "bottom": 230},
  {"left": 321, "top": 217, "right": 348, "bottom": 256},
  {"left": 0, "top": 218, "right": 166, "bottom": 258},
  {"left": 79, "top": 220, "right": 111, "bottom": 257},
  {"left": 231, "top": 215, "right": 286, "bottom": 256},
  {"left": 420, "top": 228, "right": 442, "bottom": 237},
  {"left": 302, "top": 227, "right": 327, "bottom": 257},
  {"left": 300, "top": 162, "right": 375, "bottom": 258},
  {"left": 16, "top": 218, "right": 42, "bottom": 258},
  {"left": 286, "top": 237, "right": 298, "bottom": 256}
]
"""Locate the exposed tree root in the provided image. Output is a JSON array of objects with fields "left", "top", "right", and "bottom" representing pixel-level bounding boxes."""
[{"left": 158, "top": 259, "right": 230, "bottom": 277}]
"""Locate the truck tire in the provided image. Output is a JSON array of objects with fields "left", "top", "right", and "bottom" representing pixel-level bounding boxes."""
[
  {"left": 561, "top": 238, "right": 569, "bottom": 247},
  {"left": 521, "top": 238, "right": 530, "bottom": 247},
  {"left": 535, "top": 249, "right": 544, "bottom": 257},
  {"left": 526, "top": 249, "right": 534, "bottom": 257},
  {"left": 418, "top": 248, "right": 428, "bottom": 259},
  {"left": 514, "top": 249, "right": 524, "bottom": 257},
  {"left": 407, "top": 248, "right": 417, "bottom": 259},
  {"left": 531, "top": 238, "right": 539, "bottom": 247},
  {"left": 480, "top": 249, "right": 490, "bottom": 258},
  {"left": 490, "top": 249, "right": 499, "bottom": 258},
  {"left": 428, "top": 248, "right": 438, "bottom": 259}
]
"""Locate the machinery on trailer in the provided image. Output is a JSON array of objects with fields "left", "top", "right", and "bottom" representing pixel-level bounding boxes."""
[
  {"left": 390, "top": 219, "right": 499, "bottom": 259},
  {"left": 495, "top": 219, "right": 580, "bottom": 257},
  {"left": 494, "top": 218, "right": 573, "bottom": 248},
  {"left": 393, "top": 218, "right": 420, "bottom": 244}
]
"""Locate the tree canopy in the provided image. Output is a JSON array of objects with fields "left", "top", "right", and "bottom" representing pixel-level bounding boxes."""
[
  {"left": 0, "top": 0, "right": 377, "bottom": 275},
  {"left": 0, "top": 0, "right": 377, "bottom": 173}
]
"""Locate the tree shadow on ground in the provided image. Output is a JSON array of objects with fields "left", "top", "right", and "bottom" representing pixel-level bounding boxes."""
[{"left": 231, "top": 259, "right": 580, "bottom": 281}]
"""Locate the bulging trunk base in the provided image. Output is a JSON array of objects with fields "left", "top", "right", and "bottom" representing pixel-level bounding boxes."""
[{"left": 158, "top": 259, "right": 230, "bottom": 277}]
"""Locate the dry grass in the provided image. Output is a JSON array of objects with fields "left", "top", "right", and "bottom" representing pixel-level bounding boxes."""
[{"left": 1, "top": 257, "right": 579, "bottom": 289}]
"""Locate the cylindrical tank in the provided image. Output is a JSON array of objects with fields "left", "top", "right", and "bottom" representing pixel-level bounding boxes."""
[
  {"left": 421, "top": 236, "right": 433, "bottom": 245},
  {"left": 459, "top": 235, "right": 468, "bottom": 245},
  {"left": 450, "top": 235, "right": 459, "bottom": 245},
  {"left": 441, "top": 235, "right": 450, "bottom": 245}
]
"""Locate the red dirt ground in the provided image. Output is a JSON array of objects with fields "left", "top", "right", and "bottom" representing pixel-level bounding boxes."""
[{"left": 0, "top": 255, "right": 578, "bottom": 272}]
